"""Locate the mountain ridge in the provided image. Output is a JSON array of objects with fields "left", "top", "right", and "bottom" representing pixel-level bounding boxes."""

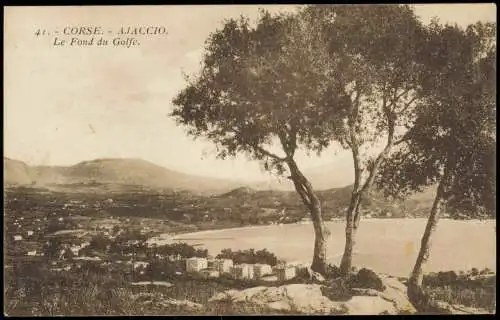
[
  {"left": 3, "top": 156, "right": 435, "bottom": 203},
  {"left": 4, "top": 157, "right": 355, "bottom": 193},
  {"left": 4, "top": 157, "right": 247, "bottom": 194}
]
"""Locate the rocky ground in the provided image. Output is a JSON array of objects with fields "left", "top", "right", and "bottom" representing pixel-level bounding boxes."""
[
  {"left": 126, "top": 271, "right": 492, "bottom": 315},
  {"left": 207, "top": 273, "right": 416, "bottom": 315}
]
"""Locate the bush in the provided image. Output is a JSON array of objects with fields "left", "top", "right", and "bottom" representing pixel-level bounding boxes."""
[
  {"left": 42, "top": 238, "right": 63, "bottom": 259},
  {"left": 321, "top": 278, "right": 353, "bottom": 302},
  {"left": 5, "top": 260, "right": 143, "bottom": 316},
  {"left": 348, "top": 268, "right": 385, "bottom": 292},
  {"left": 155, "top": 243, "right": 207, "bottom": 259},
  {"left": 139, "top": 259, "right": 185, "bottom": 281},
  {"left": 422, "top": 268, "right": 496, "bottom": 312},
  {"left": 87, "top": 233, "right": 113, "bottom": 253},
  {"left": 216, "top": 248, "right": 278, "bottom": 266},
  {"left": 325, "top": 264, "right": 341, "bottom": 279}
]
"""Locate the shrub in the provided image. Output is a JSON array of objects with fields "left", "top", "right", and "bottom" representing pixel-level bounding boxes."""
[
  {"left": 194, "top": 248, "right": 209, "bottom": 258},
  {"left": 325, "top": 264, "right": 341, "bottom": 279},
  {"left": 348, "top": 268, "right": 386, "bottom": 292},
  {"left": 62, "top": 248, "right": 75, "bottom": 260},
  {"left": 470, "top": 268, "right": 479, "bottom": 276},
  {"left": 87, "top": 233, "right": 113, "bottom": 253},
  {"left": 215, "top": 248, "right": 278, "bottom": 266},
  {"left": 42, "top": 238, "right": 63, "bottom": 259},
  {"left": 321, "top": 278, "right": 353, "bottom": 302},
  {"left": 157, "top": 243, "right": 202, "bottom": 259},
  {"left": 422, "top": 268, "right": 496, "bottom": 312}
]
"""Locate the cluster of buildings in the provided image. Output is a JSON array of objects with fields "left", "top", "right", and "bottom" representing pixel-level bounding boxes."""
[{"left": 185, "top": 257, "right": 303, "bottom": 282}]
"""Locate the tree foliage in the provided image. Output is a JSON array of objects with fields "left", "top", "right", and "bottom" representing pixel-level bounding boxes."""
[
  {"left": 171, "top": 8, "right": 349, "bottom": 274},
  {"left": 303, "top": 4, "right": 426, "bottom": 182},
  {"left": 300, "top": 4, "right": 429, "bottom": 275},
  {"left": 216, "top": 248, "right": 278, "bottom": 266},
  {"left": 377, "top": 21, "right": 496, "bottom": 218},
  {"left": 172, "top": 10, "right": 348, "bottom": 175}
]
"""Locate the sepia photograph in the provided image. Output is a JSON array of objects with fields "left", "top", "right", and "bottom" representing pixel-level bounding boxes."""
[{"left": 3, "top": 4, "right": 496, "bottom": 316}]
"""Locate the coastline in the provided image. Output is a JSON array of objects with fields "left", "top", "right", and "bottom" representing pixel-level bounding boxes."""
[
  {"left": 172, "top": 217, "right": 495, "bottom": 240},
  {"left": 172, "top": 224, "right": 280, "bottom": 240}
]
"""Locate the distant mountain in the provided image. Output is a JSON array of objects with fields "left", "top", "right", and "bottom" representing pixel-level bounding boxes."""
[
  {"left": 4, "top": 157, "right": 34, "bottom": 185},
  {"left": 303, "top": 160, "right": 355, "bottom": 190},
  {"left": 4, "top": 157, "right": 437, "bottom": 208},
  {"left": 251, "top": 159, "right": 355, "bottom": 191},
  {"left": 221, "top": 186, "right": 257, "bottom": 197},
  {"left": 3, "top": 157, "right": 246, "bottom": 194}
]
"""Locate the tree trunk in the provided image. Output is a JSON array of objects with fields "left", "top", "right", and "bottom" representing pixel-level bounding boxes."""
[
  {"left": 407, "top": 178, "right": 448, "bottom": 311},
  {"left": 339, "top": 192, "right": 362, "bottom": 275},
  {"left": 310, "top": 200, "right": 329, "bottom": 275},
  {"left": 339, "top": 98, "right": 396, "bottom": 277},
  {"left": 287, "top": 159, "right": 329, "bottom": 275}
]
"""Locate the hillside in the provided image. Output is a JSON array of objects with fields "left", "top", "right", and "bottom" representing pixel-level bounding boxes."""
[
  {"left": 250, "top": 160, "right": 355, "bottom": 191},
  {"left": 211, "top": 183, "right": 437, "bottom": 220},
  {"left": 3, "top": 157, "right": 356, "bottom": 194},
  {"left": 3, "top": 157, "right": 245, "bottom": 195},
  {"left": 4, "top": 157, "right": 438, "bottom": 214},
  {"left": 4, "top": 157, "right": 34, "bottom": 185}
]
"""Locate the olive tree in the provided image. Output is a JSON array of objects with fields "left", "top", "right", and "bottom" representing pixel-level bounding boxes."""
[
  {"left": 302, "top": 4, "right": 428, "bottom": 275},
  {"left": 376, "top": 21, "right": 496, "bottom": 310},
  {"left": 171, "top": 11, "right": 349, "bottom": 274}
]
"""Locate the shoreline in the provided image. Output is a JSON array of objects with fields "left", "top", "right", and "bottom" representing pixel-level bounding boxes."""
[
  {"left": 172, "top": 217, "right": 495, "bottom": 240},
  {"left": 172, "top": 224, "right": 279, "bottom": 240}
]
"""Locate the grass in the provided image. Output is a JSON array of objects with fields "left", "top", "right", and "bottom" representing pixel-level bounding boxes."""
[
  {"left": 4, "top": 258, "right": 289, "bottom": 316},
  {"left": 422, "top": 269, "right": 496, "bottom": 313},
  {"left": 6, "top": 258, "right": 496, "bottom": 315}
]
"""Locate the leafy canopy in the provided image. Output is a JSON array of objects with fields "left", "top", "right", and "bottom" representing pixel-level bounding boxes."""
[
  {"left": 172, "top": 10, "right": 349, "bottom": 175},
  {"left": 377, "top": 21, "right": 496, "bottom": 218}
]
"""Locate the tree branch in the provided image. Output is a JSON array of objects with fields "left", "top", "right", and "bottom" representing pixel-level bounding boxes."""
[
  {"left": 229, "top": 127, "right": 287, "bottom": 161},
  {"left": 287, "top": 158, "right": 314, "bottom": 210},
  {"left": 348, "top": 84, "right": 363, "bottom": 193},
  {"left": 399, "top": 96, "right": 418, "bottom": 114},
  {"left": 278, "top": 124, "right": 299, "bottom": 160},
  {"left": 351, "top": 144, "right": 362, "bottom": 193},
  {"left": 255, "top": 145, "right": 287, "bottom": 161},
  {"left": 394, "top": 135, "right": 410, "bottom": 146},
  {"left": 358, "top": 91, "right": 398, "bottom": 200},
  {"left": 393, "top": 88, "right": 410, "bottom": 104}
]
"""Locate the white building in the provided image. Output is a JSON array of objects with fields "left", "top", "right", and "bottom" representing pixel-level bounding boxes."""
[
  {"left": 74, "top": 256, "right": 101, "bottom": 261},
  {"left": 300, "top": 217, "right": 312, "bottom": 225},
  {"left": 253, "top": 264, "right": 273, "bottom": 279},
  {"left": 27, "top": 231, "right": 34, "bottom": 236},
  {"left": 207, "top": 258, "right": 216, "bottom": 269},
  {"left": 70, "top": 242, "right": 89, "bottom": 255},
  {"left": 168, "top": 254, "right": 182, "bottom": 261},
  {"left": 200, "top": 268, "right": 220, "bottom": 279},
  {"left": 27, "top": 250, "right": 37, "bottom": 256},
  {"left": 214, "top": 259, "right": 234, "bottom": 274},
  {"left": 293, "top": 263, "right": 308, "bottom": 275},
  {"left": 276, "top": 266, "right": 296, "bottom": 281},
  {"left": 134, "top": 261, "right": 149, "bottom": 269},
  {"left": 232, "top": 264, "right": 254, "bottom": 280},
  {"left": 186, "top": 257, "right": 208, "bottom": 273},
  {"left": 14, "top": 235, "right": 23, "bottom": 241}
]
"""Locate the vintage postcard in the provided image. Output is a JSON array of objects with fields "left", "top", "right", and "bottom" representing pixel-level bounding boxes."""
[{"left": 3, "top": 4, "right": 496, "bottom": 316}]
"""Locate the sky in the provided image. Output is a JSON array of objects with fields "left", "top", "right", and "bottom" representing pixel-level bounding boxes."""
[{"left": 3, "top": 4, "right": 496, "bottom": 182}]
